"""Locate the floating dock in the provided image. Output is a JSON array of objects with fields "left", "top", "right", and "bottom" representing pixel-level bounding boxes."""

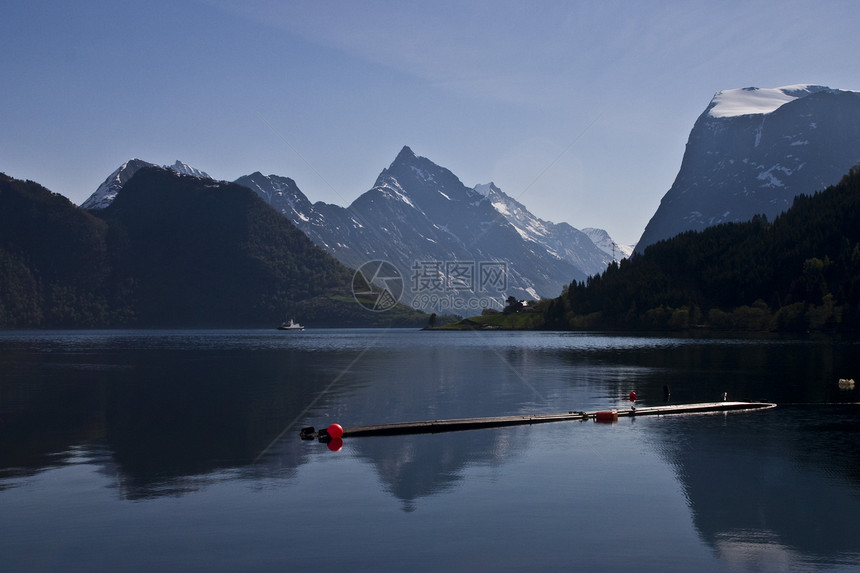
[{"left": 303, "top": 401, "right": 777, "bottom": 440}]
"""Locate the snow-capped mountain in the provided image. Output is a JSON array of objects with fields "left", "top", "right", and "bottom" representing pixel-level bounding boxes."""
[
  {"left": 233, "top": 172, "right": 363, "bottom": 260},
  {"left": 82, "top": 149, "right": 622, "bottom": 311},
  {"left": 238, "top": 147, "right": 613, "bottom": 309},
  {"left": 233, "top": 172, "right": 335, "bottom": 232},
  {"left": 637, "top": 85, "right": 860, "bottom": 252},
  {"left": 81, "top": 159, "right": 152, "bottom": 210},
  {"left": 581, "top": 228, "right": 634, "bottom": 260},
  {"left": 81, "top": 159, "right": 212, "bottom": 210},
  {"left": 473, "top": 183, "right": 612, "bottom": 274}
]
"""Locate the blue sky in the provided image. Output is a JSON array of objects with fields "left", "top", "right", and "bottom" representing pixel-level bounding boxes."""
[{"left": 2, "top": 0, "right": 859, "bottom": 245}]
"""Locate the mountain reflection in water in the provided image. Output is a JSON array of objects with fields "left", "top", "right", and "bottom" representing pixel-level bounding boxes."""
[
  {"left": 651, "top": 404, "right": 859, "bottom": 568},
  {"left": 1, "top": 329, "right": 858, "bottom": 571}
]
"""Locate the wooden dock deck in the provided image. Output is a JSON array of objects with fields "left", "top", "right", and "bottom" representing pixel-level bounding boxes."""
[{"left": 305, "top": 401, "right": 776, "bottom": 440}]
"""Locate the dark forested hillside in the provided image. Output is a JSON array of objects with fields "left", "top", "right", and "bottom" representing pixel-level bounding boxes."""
[
  {"left": 96, "top": 167, "right": 357, "bottom": 326},
  {"left": 544, "top": 164, "right": 860, "bottom": 332},
  {"left": 0, "top": 173, "right": 114, "bottom": 326},
  {"left": 0, "top": 168, "right": 427, "bottom": 328}
]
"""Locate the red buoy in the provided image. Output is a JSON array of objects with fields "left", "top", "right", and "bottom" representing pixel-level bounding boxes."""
[
  {"left": 327, "top": 423, "right": 344, "bottom": 440},
  {"left": 629, "top": 391, "right": 637, "bottom": 402}
]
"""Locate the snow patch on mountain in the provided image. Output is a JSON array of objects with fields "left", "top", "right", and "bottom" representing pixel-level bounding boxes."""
[
  {"left": 378, "top": 177, "right": 417, "bottom": 208},
  {"left": 708, "top": 85, "right": 831, "bottom": 118},
  {"left": 168, "top": 160, "right": 211, "bottom": 179},
  {"left": 410, "top": 165, "right": 435, "bottom": 184}
]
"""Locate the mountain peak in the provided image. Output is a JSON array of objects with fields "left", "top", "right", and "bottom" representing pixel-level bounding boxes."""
[
  {"left": 81, "top": 158, "right": 153, "bottom": 210},
  {"left": 168, "top": 160, "right": 211, "bottom": 179},
  {"left": 373, "top": 145, "right": 469, "bottom": 203},
  {"left": 392, "top": 145, "right": 416, "bottom": 165},
  {"left": 581, "top": 228, "right": 635, "bottom": 260},
  {"left": 473, "top": 182, "right": 500, "bottom": 198}
]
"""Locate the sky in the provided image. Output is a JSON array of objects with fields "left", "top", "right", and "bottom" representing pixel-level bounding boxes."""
[{"left": 2, "top": 0, "right": 859, "bottom": 245}]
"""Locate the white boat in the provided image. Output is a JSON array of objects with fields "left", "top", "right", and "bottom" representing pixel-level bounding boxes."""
[{"left": 277, "top": 318, "right": 304, "bottom": 331}]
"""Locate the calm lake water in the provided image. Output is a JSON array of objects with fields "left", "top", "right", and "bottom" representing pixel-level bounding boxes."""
[{"left": 1, "top": 329, "right": 859, "bottom": 572}]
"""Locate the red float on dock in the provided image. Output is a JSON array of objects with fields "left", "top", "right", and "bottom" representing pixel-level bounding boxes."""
[{"left": 594, "top": 410, "right": 619, "bottom": 423}]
